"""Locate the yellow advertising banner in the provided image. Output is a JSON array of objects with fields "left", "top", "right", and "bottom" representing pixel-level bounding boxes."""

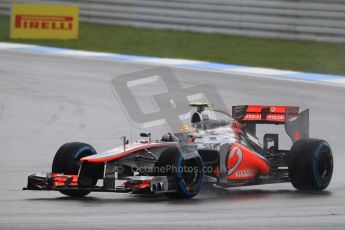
[{"left": 11, "top": 4, "right": 79, "bottom": 39}]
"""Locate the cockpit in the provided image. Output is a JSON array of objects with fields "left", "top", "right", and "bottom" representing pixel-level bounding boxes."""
[{"left": 190, "top": 103, "right": 237, "bottom": 132}]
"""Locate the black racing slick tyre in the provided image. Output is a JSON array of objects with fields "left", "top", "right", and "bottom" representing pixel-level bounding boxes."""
[
  {"left": 288, "top": 139, "right": 333, "bottom": 191},
  {"left": 52, "top": 142, "right": 97, "bottom": 197},
  {"left": 156, "top": 147, "right": 204, "bottom": 199}
]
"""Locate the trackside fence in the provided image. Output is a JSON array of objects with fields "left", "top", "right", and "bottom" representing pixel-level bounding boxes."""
[{"left": 1, "top": 0, "right": 345, "bottom": 42}]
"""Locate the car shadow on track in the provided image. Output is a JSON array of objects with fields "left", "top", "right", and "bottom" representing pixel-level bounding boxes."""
[
  {"left": 198, "top": 184, "right": 332, "bottom": 202},
  {"left": 25, "top": 185, "right": 332, "bottom": 204}
]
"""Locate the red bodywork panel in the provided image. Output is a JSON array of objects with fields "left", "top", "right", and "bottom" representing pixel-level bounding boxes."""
[
  {"left": 232, "top": 105, "right": 299, "bottom": 124},
  {"left": 227, "top": 143, "right": 270, "bottom": 180},
  {"left": 124, "top": 180, "right": 151, "bottom": 191}
]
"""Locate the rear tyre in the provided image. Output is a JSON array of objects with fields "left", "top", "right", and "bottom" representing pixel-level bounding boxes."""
[
  {"left": 156, "top": 147, "right": 204, "bottom": 199},
  {"left": 52, "top": 142, "right": 97, "bottom": 197},
  {"left": 288, "top": 139, "right": 333, "bottom": 191}
]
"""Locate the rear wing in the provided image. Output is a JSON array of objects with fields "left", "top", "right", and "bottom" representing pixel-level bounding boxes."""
[{"left": 232, "top": 105, "right": 309, "bottom": 142}]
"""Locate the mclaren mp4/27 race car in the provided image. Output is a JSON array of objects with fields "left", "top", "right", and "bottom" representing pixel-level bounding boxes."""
[{"left": 24, "top": 103, "right": 333, "bottom": 199}]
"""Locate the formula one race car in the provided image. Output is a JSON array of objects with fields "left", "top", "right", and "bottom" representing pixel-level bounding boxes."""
[{"left": 24, "top": 103, "right": 333, "bottom": 199}]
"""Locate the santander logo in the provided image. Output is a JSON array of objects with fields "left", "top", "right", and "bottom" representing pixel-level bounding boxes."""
[{"left": 227, "top": 147, "right": 243, "bottom": 175}]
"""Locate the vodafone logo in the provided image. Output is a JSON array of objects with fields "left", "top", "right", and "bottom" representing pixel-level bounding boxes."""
[
  {"left": 235, "top": 169, "right": 256, "bottom": 178},
  {"left": 227, "top": 147, "right": 243, "bottom": 175}
]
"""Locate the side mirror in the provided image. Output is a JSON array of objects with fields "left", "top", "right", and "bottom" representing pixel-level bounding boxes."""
[
  {"left": 120, "top": 136, "right": 129, "bottom": 151},
  {"left": 263, "top": 133, "right": 279, "bottom": 152}
]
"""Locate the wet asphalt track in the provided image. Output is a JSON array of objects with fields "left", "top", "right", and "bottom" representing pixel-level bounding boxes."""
[{"left": 0, "top": 50, "right": 345, "bottom": 230}]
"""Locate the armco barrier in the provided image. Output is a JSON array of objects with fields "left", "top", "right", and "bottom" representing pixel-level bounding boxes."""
[{"left": 1, "top": 0, "right": 345, "bottom": 42}]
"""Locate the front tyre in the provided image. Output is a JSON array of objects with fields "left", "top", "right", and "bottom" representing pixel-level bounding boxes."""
[
  {"left": 157, "top": 147, "right": 204, "bottom": 199},
  {"left": 52, "top": 142, "right": 97, "bottom": 197},
  {"left": 288, "top": 139, "right": 333, "bottom": 191}
]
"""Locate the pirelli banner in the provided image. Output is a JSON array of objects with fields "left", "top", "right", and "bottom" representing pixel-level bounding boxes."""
[{"left": 11, "top": 4, "right": 79, "bottom": 39}]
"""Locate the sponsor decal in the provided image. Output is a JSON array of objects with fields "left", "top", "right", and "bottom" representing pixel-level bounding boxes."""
[
  {"left": 269, "top": 106, "right": 286, "bottom": 113},
  {"left": 235, "top": 169, "right": 257, "bottom": 178},
  {"left": 204, "top": 143, "right": 217, "bottom": 150},
  {"left": 266, "top": 114, "right": 285, "bottom": 122},
  {"left": 295, "top": 130, "right": 301, "bottom": 141},
  {"left": 15, "top": 15, "right": 73, "bottom": 30},
  {"left": 243, "top": 113, "right": 285, "bottom": 122},
  {"left": 244, "top": 114, "right": 261, "bottom": 120},
  {"left": 11, "top": 4, "right": 79, "bottom": 39},
  {"left": 227, "top": 147, "right": 243, "bottom": 175}
]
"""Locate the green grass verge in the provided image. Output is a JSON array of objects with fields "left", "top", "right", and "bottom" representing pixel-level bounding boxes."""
[{"left": 1, "top": 16, "right": 345, "bottom": 75}]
